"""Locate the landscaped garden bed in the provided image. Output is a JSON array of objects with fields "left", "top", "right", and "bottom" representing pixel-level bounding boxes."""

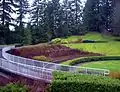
[
  {"left": 8, "top": 44, "right": 102, "bottom": 63},
  {"left": 49, "top": 71, "right": 120, "bottom": 92}
]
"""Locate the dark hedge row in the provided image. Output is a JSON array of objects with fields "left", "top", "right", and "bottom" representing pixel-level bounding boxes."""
[
  {"left": 50, "top": 72, "right": 120, "bottom": 92},
  {"left": 69, "top": 56, "right": 120, "bottom": 65}
]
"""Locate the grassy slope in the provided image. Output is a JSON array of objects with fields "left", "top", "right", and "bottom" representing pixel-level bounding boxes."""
[
  {"left": 64, "top": 42, "right": 120, "bottom": 56},
  {"left": 64, "top": 32, "right": 120, "bottom": 56},
  {"left": 81, "top": 60, "right": 120, "bottom": 72},
  {"left": 61, "top": 32, "right": 120, "bottom": 71}
]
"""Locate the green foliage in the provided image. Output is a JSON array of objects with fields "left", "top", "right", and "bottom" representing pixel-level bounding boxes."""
[
  {"left": 32, "top": 55, "right": 52, "bottom": 62},
  {"left": 83, "top": 0, "right": 113, "bottom": 33},
  {"left": 16, "top": 0, "right": 29, "bottom": 29},
  {"left": 0, "top": 83, "right": 27, "bottom": 92},
  {"left": 22, "top": 28, "right": 32, "bottom": 45},
  {"left": 82, "top": 60, "right": 120, "bottom": 72},
  {"left": 62, "top": 56, "right": 120, "bottom": 65},
  {"left": 51, "top": 38, "right": 62, "bottom": 44},
  {"left": 65, "top": 42, "right": 120, "bottom": 56},
  {"left": 51, "top": 38, "right": 69, "bottom": 44},
  {"left": 50, "top": 71, "right": 120, "bottom": 92},
  {"left": 51, "top": 36, "right": 83, "bottom": 44}
]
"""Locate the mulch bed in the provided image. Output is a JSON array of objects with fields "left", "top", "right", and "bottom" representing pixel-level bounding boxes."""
[
  {"left": 0, "top": 69, "right": 49, "bottom": 92},
  {"left": 9, "top": 44, "right": 103, "bottom": 63}
]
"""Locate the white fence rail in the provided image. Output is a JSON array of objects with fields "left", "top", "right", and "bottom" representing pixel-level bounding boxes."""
[
  {"left": 0, "top": 58, "right": 52, "bottom": 82},
  {"left": 2, "top": 46, "right": 110, "bottom": 77}
]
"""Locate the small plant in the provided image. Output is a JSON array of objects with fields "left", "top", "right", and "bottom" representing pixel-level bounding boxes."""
[
  {"left": 109, "top": 72, "right": 120, "bottom": 80},
  {"left": 32, "top": 55, "right": 52, "bottom": 62},
  {"left": 51, "top": 38, "right": 62, "bottom": 44},
  {"left": 61, "top": 40, "right": 69, "bottom": 44},
  {"left": 72, "top": 38, "right": 82, "bottom": 43},
  {"left": 0, "top": 83, "right": 27, "bottom": 92}
]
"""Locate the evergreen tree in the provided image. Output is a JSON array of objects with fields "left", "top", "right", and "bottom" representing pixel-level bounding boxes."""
[
  {"left": 83, "top": 0, "right": 99, "bottom": 32},
  {"left": 0, "top": 0, "right": 18, "bottom": 44},
  {"left": 16, "top": 0, "right": 29, "bottom": 29},
  {"left": 83, "top": 0, "right": 113, "bottom": 33},
  {"left": 64, "top": 0, "right": 83, "bottom": 34}
]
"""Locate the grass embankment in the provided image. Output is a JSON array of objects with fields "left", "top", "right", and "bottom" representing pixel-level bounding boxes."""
[
  {"left": 64, "top": 32, "right": 120, "bottom": 56},
  {"left": 81, "top": 60, "right": 120, "bottom": 72},
  {"left": 61, "top": 32, "right": 120, "bottom": 71}
]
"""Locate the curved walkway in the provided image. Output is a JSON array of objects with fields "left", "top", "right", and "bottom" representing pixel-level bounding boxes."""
[{"left": 0, "top": 46, "right": 110, "bottom": 83}]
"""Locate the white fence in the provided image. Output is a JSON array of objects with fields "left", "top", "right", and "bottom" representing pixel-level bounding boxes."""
[
  {"left": 0, "top": 58, "right": 53, "bottom": 82},
  {"left": 2, "top": 46, "right": 110, "bottom": 76}
]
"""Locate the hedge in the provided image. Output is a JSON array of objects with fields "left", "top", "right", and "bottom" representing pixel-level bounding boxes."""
[
  {"left": 68, "top": 56, "right": 120, "bottom": 65},
  {"left": 50, "top": 71, "right": 120, "bottom": 92},
  {"left": 0, "top": 83, "right": 27, "bottom": 92}
]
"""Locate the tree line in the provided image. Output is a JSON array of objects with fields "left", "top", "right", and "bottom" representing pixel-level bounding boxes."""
[{"left": 0, "top": 0, "right": 117, "bottom": 45}]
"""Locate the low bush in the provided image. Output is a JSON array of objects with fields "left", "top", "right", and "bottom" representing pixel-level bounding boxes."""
[
  {"left": 82, "top": 40, "right": 95, "bottom": 43},
  {"left": 60, "top": 40, "right": 69, "bottom": 44},
  {"left": 69, "top": 56, "right": 120, "bottom": 65},
  {"left": 0, "top": 83, "right": 27, "bottom": 92},
  {"left": 51, "top": 38, "right": 62, "bottom": 44},
  {"left": 49, "top": 71, "right": 120, "bottom": 92},
  {"left": 109, "top": 72, "right": 120, "bottom": 80},
  {"left": 32, "top": 55, "right": 53, "bottom": 62},
  {"left": 71, "top": 38, "right": 82, "bottom": 43},
  {"left": 51, "top": 37, "right": 82, "bottom": 44},
  {"left": 82, "top": 40, "right": 107, "bottom": 43}
]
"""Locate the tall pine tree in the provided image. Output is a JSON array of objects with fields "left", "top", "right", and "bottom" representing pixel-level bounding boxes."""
[{"left": 0, "top": 0, "right": 18, "bottom": 44}]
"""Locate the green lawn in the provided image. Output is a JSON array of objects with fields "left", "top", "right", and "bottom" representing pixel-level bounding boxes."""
[
  {"left": 62, "top": 32, "right": 120, "bottom": 42},
  {"left": 63, "top": 32, "right": 120, "bottom": 56},
  {"left": 55, "top": 32, "right": 120, "bottom": 71},
  {"left": 81, "top": 32, "right": 120, "bottom": 41},
  {"left": 81, "top": 60, "right": 120, "bottom": 71},
  {"left": 64, "top": 42, "right": 120, "bottom": 56}
]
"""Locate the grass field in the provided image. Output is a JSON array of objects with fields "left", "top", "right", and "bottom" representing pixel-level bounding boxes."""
[
  {"left": 62, "top": 32, "right": 120, "bottom": 42},
  {"left": 81, "top": 60, "right": 120, "bottom": 72},
  {"left": 63, "top": 32, "right": 120, "bottom": 56},
  {"left": 60, "top": 32, "right": 120, "bottom": 71},
  {"left": 64, "top": 42, "right": 120, "bottom": 56}
]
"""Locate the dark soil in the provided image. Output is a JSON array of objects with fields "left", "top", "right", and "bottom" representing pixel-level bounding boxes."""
[
  {"left": 10, "top": 44, "right": 103, "bottom": 63},
  {"left": 0, "top": 68, "right": 49, "bottom": 92}
]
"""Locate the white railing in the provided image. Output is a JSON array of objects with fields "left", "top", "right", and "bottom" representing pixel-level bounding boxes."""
[
  {"left": 2, "top": 46, "right": 110, "bottom": 76},
  {"left": 0, "top": 58, "right": 53, "bottom": 82}
]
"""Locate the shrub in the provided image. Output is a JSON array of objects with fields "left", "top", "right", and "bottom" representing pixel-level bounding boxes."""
[
  {"left": 0, "top": 83, "right": 27, "bottom": 92},
  {"left": 51, "top": 38, "right": 62, "bottom": 44},
  {"left": 50, "top": 71, "right": 120, "bottom": 92},
  {"left": 82, "top": 40, "right": 108, "bottom": 43},
  {"left": 109, "top": 72, "right": 120, "bottom": 80},
  {"left": 82, "top": 40, "right": 95, "bottom": 43},
  {"left": 72, "top": 38, "right": 82, "bottom": 43},
  {"left": 60, "top": 40, "right": 69, "bottom": 44},
  {"left": 69, "top": 56, "right": 120, "bottom": 65},
  {"left": 32, "top": 55, "right": 52, "bottom": 62}
]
